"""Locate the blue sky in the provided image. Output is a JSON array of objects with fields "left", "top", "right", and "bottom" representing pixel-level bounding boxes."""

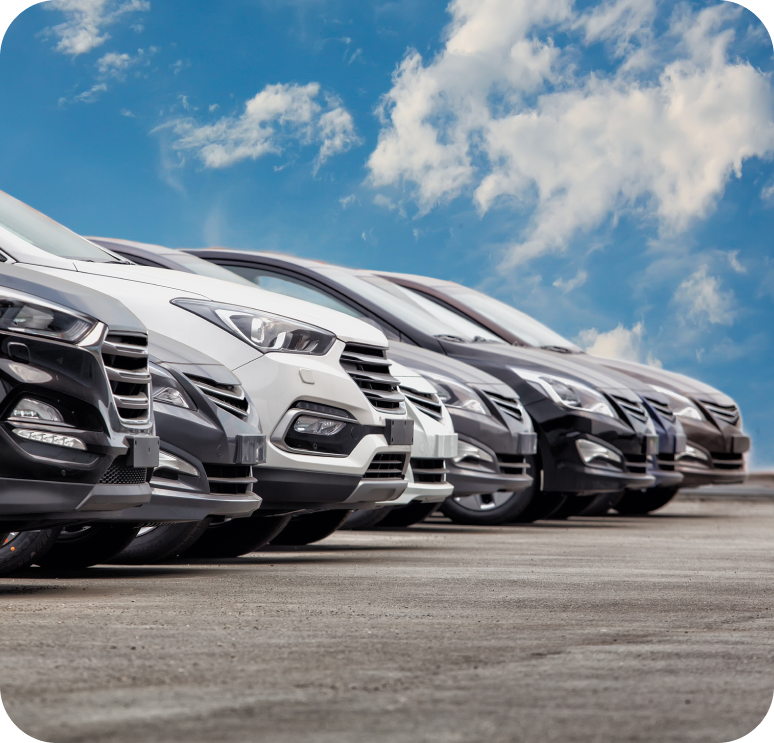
[{"left": 1, "top": 0, "right": 773, "bottom": 466}]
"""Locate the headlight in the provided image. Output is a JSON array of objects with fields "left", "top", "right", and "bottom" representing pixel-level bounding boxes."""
[
  {"left": 171, "top": 299, "right": 336, "bottom": 356},
  {"left": 422, "top": 372, "right": 491, "bottom": 417},
  {"left": 651, "top": 385, "right": 704, "bottom": 422},
  {"left": 150, "top": 363, "right": 193, "bottom": 409},
  {"left": 512, "top": 368, "right": 616, "bottom": 419},
  {"left": 0, "top": 289, "right": 97, "bottom": 343}
]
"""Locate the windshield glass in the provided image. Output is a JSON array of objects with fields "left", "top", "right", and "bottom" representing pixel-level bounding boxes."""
[
  {"left": 325, "top": 270, "right": 504, "bottom": 343},
  {"left": 0, "top": 190, "right": 126, "bottom": 263},
  {"left": 433, "top": 284, "right": 580, "bottom": 351},
  {"left": 166, "top": 252, "right": 257, "bottom": 286}
]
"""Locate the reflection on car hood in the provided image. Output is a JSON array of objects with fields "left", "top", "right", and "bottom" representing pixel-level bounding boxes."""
[
  {"left": 581, "top": 354, "right": 735, "bottom": 404},
  {"left": 28, "top": 261, "right": 388, "bottom": 348}
]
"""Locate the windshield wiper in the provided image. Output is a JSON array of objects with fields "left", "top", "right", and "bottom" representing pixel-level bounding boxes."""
[
  {"left": 541, "top": 345, "right": 574, "bottom": 354},
  {"left": 434, "top": 334, "right": 468, "bottom": 343}
]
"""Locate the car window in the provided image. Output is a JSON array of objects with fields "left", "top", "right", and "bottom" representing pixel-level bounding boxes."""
[{"left": 223, "top": 265, "right": 366, "bottom": 319}]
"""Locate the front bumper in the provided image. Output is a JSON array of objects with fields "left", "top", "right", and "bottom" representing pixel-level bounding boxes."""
[{"left": 377, "top": 480, "right": 453, "bottom": 507}]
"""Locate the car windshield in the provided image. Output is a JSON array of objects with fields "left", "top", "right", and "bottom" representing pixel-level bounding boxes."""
[
  {"left": 324, "top": 270, "right": 504, "bottom": 343},
  {"left": 166, "top": 252, "right": 257, "bottom": 286},
  {"left": 0, "top": 190, "right": 128, "bottom": 263},
  {"left": 431, "top": 283, "right": 581, "bottom": 351}
]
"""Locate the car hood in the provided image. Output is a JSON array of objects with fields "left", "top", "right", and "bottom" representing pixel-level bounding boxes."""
[
  {"left": 17, "top": 260, "right": 388, "bottom": 348},
  {"left": 0, "top": 263, "right": 145, "bottom": 335},
  {"left": 580, "top": 354, "right": 736, "bottom": 405},
  {"left": 389, "top": 341, "right": 506, "bottom": 387},
  {"left": 439, "top": 341, "right": 643, "bottom": 400}
]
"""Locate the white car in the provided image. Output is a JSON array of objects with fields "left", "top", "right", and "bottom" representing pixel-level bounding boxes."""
[{"left": 0, "top": 190, "right": 413, "bottom": 517}]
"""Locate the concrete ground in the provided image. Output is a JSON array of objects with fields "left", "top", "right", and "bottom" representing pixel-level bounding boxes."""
[{"left": 1, "top": 496, "right": 773, "bottom": 743}]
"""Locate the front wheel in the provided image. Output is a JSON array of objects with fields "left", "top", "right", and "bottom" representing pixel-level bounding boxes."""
[
  {"left": 36, "top": 525, "right": 142, "bottom": 569},
  {"left": 615, "top": 487, "right": 679, "bottom": 515},
  {"left": 441, "top": 489, "right": 533, "bottom": 526},
  {"left": 180, "top": 514, "right": 292, "bottom": 558},
  {"left": 0, "top": 530, "right": 62, "bottom": 576},
  {"left": 271, "top": 510, "right": 351, "bottom": 545},
  {"left": 110, "top": 520, "right": 212, "bottom": 564}
]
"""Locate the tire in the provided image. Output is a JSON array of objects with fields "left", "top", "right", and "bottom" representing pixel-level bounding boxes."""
[
  {"left": 36, "top": 525, "right": 142, "bottom": 569},
  {"left": 180, "top": 514, "right": 292, "bottom": 558},
  {"left": 510, "top": 492, "right": 567, "bottom": 523},
  {"left": 615, "top": 486, "right": 680, "bottom": 515},
  {"left": 0, "top": 529, "right": 62, "bottom": 576},
  {"left": 578, "top": 491, "right": 625, "bottom": 517},
  {"left": 545, "top": 495, "right": 597, "bottom": 520},
  {"left": 377, "top": 501, "right": 440, "bottom": 528},
  {"left": 341, "top": 507, "right": 393, "bottom": 531},
  {"left": 441, "top": 488, "right": 533, "bottom": 525},
  {"left": 271, "top": 510, "right": 351, "bottom": 545},
  {"left": 109, "top": 519, "right": 212, "bottom": 564}
]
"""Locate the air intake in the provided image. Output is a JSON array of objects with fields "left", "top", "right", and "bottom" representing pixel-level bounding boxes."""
[
  {"left": 99, "top": 456, "right": 150, "bottom": 485},
  {"left": 202, "top": 463, "right": 256, "bottom": 495},
  {"left": 364, "top": 452, "right": 407, "bottom": 479},
  {"left": 611, "top": 395, "right": 648, "bottom": 423},
  {"left": 410, "top": 458, "right": 447, "bottom": 483},
  {"left": 185, "top": 374, "right": 249, "bottom": 420},
  {"left": 401, "top": 386, "right": 443, "bottom": 420},
  {"left": 496, "top": 454, "right": 528, "bottom": 476},
  {"left": 340, "top": 344, "right": 404, "bottom": 412},
  {"left": 702, "top": 402, "right": 740, "bottom": 426},
  {"left": 485, "top": 392, "right": 524, "bottom": 421},
  {"left": 101, "top": 333, "right": 151, "bottom": 424}
]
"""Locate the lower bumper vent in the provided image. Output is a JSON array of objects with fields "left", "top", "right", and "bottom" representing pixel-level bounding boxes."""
[
  {"left": 624, "top": 453, "right": 648, "bottom": 475},
  {"left": 496, "top": 454, "right": 528, "bottom": 476},
  {"left": 203, "top": 463, "right": 256, "bottom": 495},
  {"left": 365, "top": 452, "right": 407, "bottom": 479},
  {"left": 410, "top": 458, "right": 447, "bottom": 483},
  {"left": 99, "top": 457, "right": 150, "bottom": 485}
]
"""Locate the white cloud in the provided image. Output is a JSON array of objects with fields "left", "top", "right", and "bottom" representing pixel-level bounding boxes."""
[
  {"left": 339, "top": 194, "right": 357, "bottom": 209},
  {"left": 59, "top": 82, "right": 108, "bottom": 105},
  {"left": 96, "top": 48, "right": 150, "bottom": 77},
  {"left": 367, "top": 1, "right": 774, "bottom": 267},
  {"left": 578, "top": 321, "right": 661, "bottom": 365},
  {"left": 725, "top": 250, "right": 745, "bottom": 274},
  {"left": 552, "top": 268, "right": 587, "bottom": 293},
  {"left": 45, "top": 0, "right": 150, "bottom": 57},
  {"left": 166, "top": 82, "right": 359, "bottom": 171},
  {"left": 674, "top": 265, "right": 736, "bottom": 327}
]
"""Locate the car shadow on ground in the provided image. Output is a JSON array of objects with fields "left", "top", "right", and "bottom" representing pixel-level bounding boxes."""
[{"left": 8, "top": 565, "right": 216, "bottom": 580}]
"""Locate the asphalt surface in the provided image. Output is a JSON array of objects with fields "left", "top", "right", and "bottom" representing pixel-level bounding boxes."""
[{"left": 1, "top": 496, "right": 773, "bottom": 743}]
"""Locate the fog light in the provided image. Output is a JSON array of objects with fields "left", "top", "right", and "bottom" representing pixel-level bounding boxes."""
[
  {"left": 576, "top": 439, "right": 622, "bottom": 465},
  {"left": 9, "top": 398, "right": 64, "bottom": 423},
  {"left": 153, "top": 387, "right": 191, "bottom": 409},
  {"left": 453, "top": 441, "right": 494, "bottom": 464},
  {"left": 14, "top": 428, "right": 85, "bottom": 450},
  {"left": 677, "top": 444, "right": 709, "bottom": 462},
  {"left": 155, "top": 450, "right": 199, "bottom": 477},
  {"left": 293, "top": 416, "right": 345, "bottom": 436}
]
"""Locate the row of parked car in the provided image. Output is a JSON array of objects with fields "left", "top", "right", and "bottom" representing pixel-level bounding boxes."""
[{"left": 0, "top": 188, "right": 750, "bottom": 574}]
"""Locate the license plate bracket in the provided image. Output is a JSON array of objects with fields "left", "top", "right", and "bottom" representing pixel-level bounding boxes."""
[
  {"left": 385, "top": 419, "right": 414, "bottom": 446},
  {"left": 126, "top": 436, "right": 160, "bottom": 468}
]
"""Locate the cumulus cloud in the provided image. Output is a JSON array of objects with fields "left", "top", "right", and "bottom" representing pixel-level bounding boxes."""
[
  {"left": 367, "top": 0, "right": 774, "bottom": 267},
  {"left": 59, "top": 82, "right": 107, "bottom": 105},
  {"left": 44, "top": 0, "right": 150, "bottom": 57},
  {"left": 552, "top": 269, "right": 587, "bottom": 293},
  {"left": 96, "top": 47, "right": 151, "bottom": 77},
  {"left": 674, "top": 265, "right": 736, "bottom": 327},
  {"left": 578, "top": 321, "right": 660, "bottom": 365},
  {"left": 166, "top": 82, "right": 359, "bottom": 172}
]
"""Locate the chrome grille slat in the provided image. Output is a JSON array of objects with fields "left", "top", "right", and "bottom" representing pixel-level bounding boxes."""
[
  {"left": 484, "top": 392, "right": 524, "bottom": 421},
  {"left": 364, "top": 452, "right": 407, "bottom": 479},
  {"left": 496, "top": 454, "right": 528, "bottom": 475},
  {"left": 185, "top": 374, "right": 249, "bottom": 420},
  {"left": 612, "top": 395, "right": 648, "bottom": 423},
  {"left": 203, "top": 463, "right": 254, "bottom": 494},
  {"left": 410, "top": 457, "right": 447, "bottom": 483},
  {"left": 703, "top": 402, "right": 740, "bottom": 425},
  {"left": 341, "top": 344, "right": 404, "bottom": 412},
  {"left": 101, "top": 333, "right": 151, "bottom": 424},
  {"left": 401, "top": 387, "right": 444, "bottom": 421},
  {"left": 644, "top": 397, "right": 675, "bottom": 421}
]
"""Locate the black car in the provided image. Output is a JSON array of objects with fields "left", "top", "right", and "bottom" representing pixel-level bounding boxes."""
[
  {"left": 0, "top": 264, "right": 159, "bottom": 574},
  {"left": 184, "top": 249, "right": 667, "bottom": 519},
  {"left": 371, "top": 272, "right": 747, "bottom": 513}
]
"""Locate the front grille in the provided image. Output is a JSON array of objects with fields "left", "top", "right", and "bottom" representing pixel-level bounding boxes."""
[
  {"left": 203, "top": 463, "right": 256, "bottom": 495},
  {"left": 624, "top": 452, "right": 648, "bottom": 474},
  {"left": 99, "top": 457, "right": 150, "bottom": 485},
  {"left": 340, "top": 344, "right": 404, "bottom": 412},
  {"left": 410, "top": 458, "right": 447, "bottom": 483},
  {"left": 644, "top": 396, "right": 675, "bottom": 422},
  {"left": 186, "top": 374, "right": 249, "bottom": 420},
  {"left": 401, "top": 386, "right": 443, "bottom": 420},
  {"left": 710, "top": 452, "right": 745, "bottom": 471},
  {"left": 101, "top": 333, "right": 151, "bottom": 423},
  {"left": 656, "top": 453, "right": 676, "bottom": 472},
  {"left": 496, "top": 454, "right": 528, "bottom": 476},
  {"left": 364, "top": 452, "right": 407, "bottom": 479},
  {"left": 611, "top": 395, "right": 648, "bottom": 423},
  {"left": 703, "top": 401, "right": 741, "bottom": 426},
  {"left": 485, "top": 392, "right": 524, "bottom": 421}
]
